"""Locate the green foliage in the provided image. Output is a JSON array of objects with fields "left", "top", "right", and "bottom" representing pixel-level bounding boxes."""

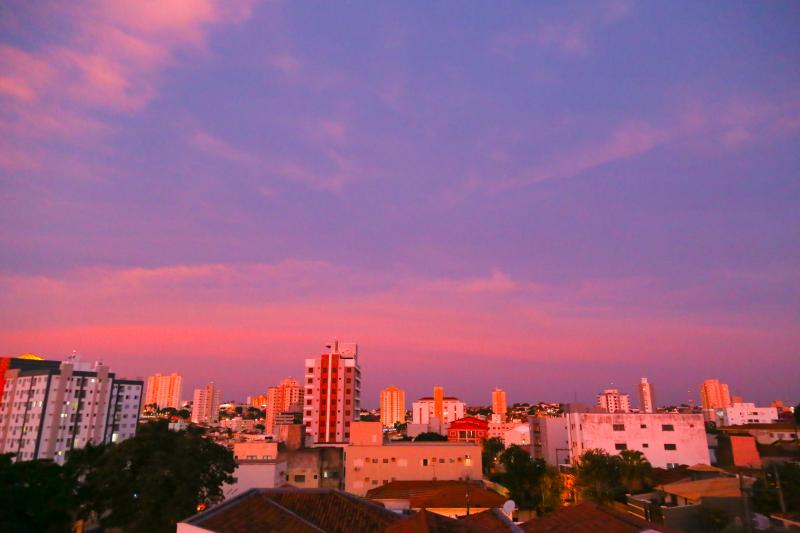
[
  {"left": 254, "top": 423, "right": 266, "bottom": 431},
  {"left": 573, "top": 449, "right": 623, "bottom": 503},
  {"left": 753, "top": 462, "right": 800, "bottom": 514},
  {"left": 158, "top": 406, "right": 178, "bottom": 418},
  {"left": 393, "top": 421, "right": 408, "bottom": 432},
  {"left": 0, "top": 454, "right": 75, "bottom": 532},
  {"left": 359, "top": 413, "right": 380, "bottom": 422},
  {"left": 795, "top": 403, "right": 800, "bottom": 425},
  {"left": 67, "top": 420, "right": 236, "bottom": 533},
  {"left": 177, "top": 408, "right": 191, "bottom": 420},
  {"left": 616, "top": 450, "right": 653, "bottom": 494},
  {"left": 482, "top": 437, "right": 505, "bottom": 475},
  {"left": 414, "top": 432, "right": 448, "bottom": 441},
  {"left": 695, "top": 506, "right": 731, "bottom": 532},
  {"left": 490, "top": 445, "right": 563, "bottom": 513},
  {"left": 243, "top": 407, "right": 263, "bottom": 420}
]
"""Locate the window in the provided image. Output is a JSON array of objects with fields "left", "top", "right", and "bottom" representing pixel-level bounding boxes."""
[
  {"left": 640, "top": 424, "right": 647, "bottom": 429},
  {"left": 613, "top": 424, "right": 625, "bottom": 431},
  {"left": 294, "top": 474, "right": 306, "bottom": 482},
  {"left": 664, "top": 443, "right": 677, "bottom": 450},
  {"left": 615, "top": 443, "right": 627, "bottom": 450},
  {"left": 642, "top": 443, "right": 649, "bottom": 448},
  {"left": 661, "top": 424, "right": 674, "bottom": 431},
  {"left": 383, "top": 458, "right": 389, "bottom": 463},
  {"left": 422, "top": 458, "right": 429, "bottom": 466}
]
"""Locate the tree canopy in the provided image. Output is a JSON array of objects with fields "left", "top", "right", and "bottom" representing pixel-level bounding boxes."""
[
  {"left": 414, "top": 431, "right": 448, "bottom": 441},
  {"left": 490, "top": 445, "right": 563, "bottom": 513},
  {"left": 573, "top": 449, "right": 654, "bottom": 503}
]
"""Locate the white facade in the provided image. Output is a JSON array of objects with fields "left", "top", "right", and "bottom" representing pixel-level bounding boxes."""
[
  {"left": 597, "top": 389, "right": 631, "bottom": 413},
  {"left": 718, "top": 403, "right": 778, "bottom": 426},
  {"left": 0, "top": 359, "right": 142, "bottom": 464},
  {"left": 531, "top": 413, "right": 710, "bottom": 469},
  {"left": 411, "top": 397, "right": 466, "bottom": 425},
  {"left": 192, "top": 383, "right": 221, "bottom": 425}
]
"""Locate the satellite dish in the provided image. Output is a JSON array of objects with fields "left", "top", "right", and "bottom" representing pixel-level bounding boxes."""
[{"left": 502, "top": 500, "right": 516, "bottom": 515}]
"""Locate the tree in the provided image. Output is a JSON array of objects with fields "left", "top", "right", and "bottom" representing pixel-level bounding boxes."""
[
  {"left": 753, "top": 462, "right": 800, "bottom": 514},
  {"left": 393, "top": 421, "right": 408, "bottom": 432},
  {"left": 482, "top": 437, "right": 505, "bottom": 475},
  {"left": 0, "top": 453, "right": 75, "bottom": 532},
  {"left": 177, "top": 408, "right": 191, "bottom": 420},
  {"left": 490, "top": 446, "right": 562, "bottom": 513},
  {"left": 158, "top": 406, "right": 178, "bottom": 418},
  {"left": 616, "top": 450, "right": 653, "bottom": 494},
  {"left": 359, "top": 413, "right": 380, "bottom": 422},
  {"left": 68, "top": 420, "right": 236, "bottom": 533},
  {"left": 573, "top": 449, "right": 623, "bottom": 503},
  {"left": 414, "top": 432, "right": 448, "bottom": 442},
  {"left": 795, "top": 403, "right": 800, "bottom": 425}
]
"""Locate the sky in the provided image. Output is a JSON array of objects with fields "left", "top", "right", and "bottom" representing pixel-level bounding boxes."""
[{"left": 1, "top": 1, "right": 799, "bottom": 408}]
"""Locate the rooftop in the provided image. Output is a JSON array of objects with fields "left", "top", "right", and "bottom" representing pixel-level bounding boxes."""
[
  {"left": 366, "top": 480, "right": 506, "bottom": 509},
  {"left": 519, "top": 501, "right": 673, "bottom": 532},
  {"left": 657, "top": 477, "right": 743, "bottom": 501}
]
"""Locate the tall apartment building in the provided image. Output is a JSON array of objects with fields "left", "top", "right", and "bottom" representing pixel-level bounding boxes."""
[
  {"left": 144, "top": 373, "right": 182, "bottom": 410},
  {"left": 379, "top": 386, "right": 405, "bottom": 428},
  {"left": 303, "top": 340, "right": 361, "bottom": 444},
  {"left": 700, "top": 379, "right": 731, "bottom": 410},
  {"left": 492, "top": 387, "right": 507, "bottom": 418},
  {"left": 265, "top": 378, "right": 303, "bottom": 434},
  {"left": 638, "top": 378, "right": 655, "bottom": 414},
  {"left": 531, "top": 412, "right": 709, "bottom": 469},
  {"left": 0, "top": 357, "right": 143, "bottom": 463},
  {"left": 597, "top": 388, "right": 630, "bottom": 413},
  {"left": 192, "top": 383, "right": 222, "bottom": 425}
]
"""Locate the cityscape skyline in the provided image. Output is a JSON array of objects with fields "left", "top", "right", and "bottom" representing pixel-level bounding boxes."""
[{"left": 1, "top": 2, "right": 799, "bottom": 408}]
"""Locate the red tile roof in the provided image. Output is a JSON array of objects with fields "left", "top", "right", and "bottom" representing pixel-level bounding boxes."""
[
  {"left": 459, "top": 508, "right": 523, "bottom": 531},
  {"left": 366, "top": 480, "right": 506, "bottom": 509},
  {"left": 183, "top": 488, "right": 402, "bottom": 533},
  {"left": 519, "top": 501, "right": 674, "bottom": 533},
  {"left": 385, "top": 508, "right": 498, "bottom": 533}
]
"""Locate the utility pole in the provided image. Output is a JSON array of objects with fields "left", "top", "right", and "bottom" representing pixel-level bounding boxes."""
[
  {"left": 774, "top": 465, "right": 787, "bottom": 514},
  {"left": 739, "top": 474, "right": 753, "bottom": 533}
]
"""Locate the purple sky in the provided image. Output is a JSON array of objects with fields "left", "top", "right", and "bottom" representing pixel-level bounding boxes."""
[{"left": 1, "top": 1, "right": 799, "bottom": 408}]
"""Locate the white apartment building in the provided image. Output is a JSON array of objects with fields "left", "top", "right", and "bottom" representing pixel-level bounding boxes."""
[
  {"left": 411, "top": 397, "right": 466, "bottom": 425},
  {"left": 597, "top": 389, "right": 631, "bottom": 413},
  {"left": 639, "top": 378, "right": 655, "bottom": 413},
  {"left": 144, "top": 373, "right": 182, "bottom": 410},
  {"left": 192, "top": 383, "right": 222, "bottom": 425},
  {"left": 531, "top": 412, "right": 710, "bottom": 469},
  {"left": 303, "top": 340, "right": 361, "bottom": 444},
  {"left": 0, "top": 357, "right": 142, "bottom": 463},
  {"left": 717, "top": 403, "right": 778, "bottom": 426}
]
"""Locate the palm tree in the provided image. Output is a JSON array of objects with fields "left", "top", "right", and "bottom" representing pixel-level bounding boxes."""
[
  {"left": 616, "top": 450, "right": 653, "bottom": 494},
  {"left": 573, "top": 449, "right": 622, "bottom": 503}
]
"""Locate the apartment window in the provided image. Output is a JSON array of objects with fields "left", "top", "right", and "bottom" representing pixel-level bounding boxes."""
[
  {"left": 306, "top": 399, "right": 312, "bottom": 406},
  {"left": 294, "top": 474, "right": 306, "bottom": 482},
  {"left": 640, "top": 424, "right": 647, "bottom": 429},
  {"left": 307, "top": 378, "right": 313, "bottom": 384},
  {"left": 422, "top": 458, "right": 429, "bottom": 466},
  {"left": 664, "top": 443, "right": 677, "bottom": 451},
  {"left": 383, "top": 458, "right": 389, "bottom": 463},
  {"left": 642, "top": 443, "right": 649, "bottom": 448},
  {"left": 613, "top": 424, "right": 625, "bottom": 431},
  {"left": 661, "top": 424, "right": 674, "bottom": 431},
  {"left": 615, "top": 443, "right": 627, "bottom": 450},
  {"left": 465, "top": 456, "right": 472, "bottom": 466}
]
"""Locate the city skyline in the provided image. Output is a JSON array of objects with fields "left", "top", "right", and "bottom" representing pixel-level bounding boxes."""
[{"left": 1, "top": 2, "right": 799, "bottom": 407}]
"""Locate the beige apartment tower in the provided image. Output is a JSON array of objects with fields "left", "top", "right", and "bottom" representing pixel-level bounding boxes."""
[
  {"left": 492, "top": 387, "right": 507, "bottom": 418},
  {"left": 380, "top": 386, "right": 406, "bottom": 427},
  {"left": 638, "top": 377, "right": 655, "bottom": 413},
  {"left": 265, "top": 378, "right": 303, "bottom": 434},
  {"left": 192, "top": 382, "right": 221, "bottom": 425},
  {"left": 144, "top": 373, "right": 182, "bottom": 410},
  {"left": 700, "top": 379, "right": 731, "bottom": 410}
]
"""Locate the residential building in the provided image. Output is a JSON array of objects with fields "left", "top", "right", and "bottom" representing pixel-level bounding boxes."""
[
  {"left": 365, "top": 480, "right": 506, "bottom": 518},
  {"left": 447, "top": 417, "right": 489, "bottom": 444},
  {"left": 248, "top": 394, "right": 268, "bottom": 408},
  {"left": 192, "top": 383, "right": 221, "bottom": 425},
  {"left": 638, "top": 377, "right": 655, "bottom": 414},
  {"left": 265, "top": 378, "right": 303, "bottom": 434},
  {"left": 700, "top": 379, "right": 731, "bottom": 411},
  {"left": 502, "top": 423, "right": 530, "bottom": 447},
  {"left": 144, "top": 372, "right": 182, "bottom": 410},
  {"left": 344, "top": 422, "right": 482, "bottom": 496},
  {"left": 597, "top": 388, "right": 630, "bottom": 413},
  {"left": 521, "top": 501, "right": 672, "bottom": 532},
  {"left": 411, "top": 391, "right": 466, "bottom": 426},
  {"left": 0, "top": 356, "right": 142, "bottom": 464},
  {"left": 303, "top": 340, "right": 361, "bottom": 444},
  {"left": 380, "top": 386, "right": 406, "bottom": 428},
  {"left": 491, "top": 387, "right": 507, "bottom": 418},
  {"left": 716, "top": 402, "right": 778, "bottom": 426},
  {"left": 531, "top": 413, "right": 710, "bottom": 469}
]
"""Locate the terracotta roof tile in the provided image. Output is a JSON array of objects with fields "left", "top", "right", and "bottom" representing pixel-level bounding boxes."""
[
  {"left": 519, "top": 501, "right": 673, "bottom": 533},
  {"left": 366, "top": 480, "right": 506, "bottom": 509},
  {"left": 459, "top": 508, "right": 523, "bottom": 531},
  {"left": 386, "top": 509, "right": 498, "bottom": 533}
]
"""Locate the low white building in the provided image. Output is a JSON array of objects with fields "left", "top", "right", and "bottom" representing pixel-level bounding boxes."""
[
  {"left": 411, "top": 396, "right": 466, "bottom": 426},
  {"left": 531, "top": 412, "right": 710, "bottom": 469},
  {"left": 717, "top": 403, "right": 778, "bottom": 426}
]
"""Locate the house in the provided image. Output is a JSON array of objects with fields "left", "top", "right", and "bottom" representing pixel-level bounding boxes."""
[
  {"left": 365, "top": 480, "right": 507, "bottom": 518},
  {"left": 448, "top": 417, "right": 490, "bottom": 444},
  {"left": 519, "top": 501, "right": 673, "bottom": 532}
]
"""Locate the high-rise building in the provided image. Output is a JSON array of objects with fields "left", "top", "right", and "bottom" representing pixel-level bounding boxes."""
[
  {"left": 433, "top": 385, "right": 444, "bottom": 421},
  {"left": 303, "top": 340, "right": 361, "bottom": 443},
  {"left": 638, "top": 378, "right": 655, "bottom": 413},
  {"left": 597, "top": 389, "right": 630, "bottom": 413},
  {"left": 265, "top": 378, "right": 303, "bottom": 434},
  {"left": 492, "top": 387, "right": 508, "bottom": 418},
  {"left": 412, "top": 392, "right": 466, "bottom": 425},
  {"left": 144, "top": 373, "right": 182, "bottom": 410},
  {"left": 379, "top": 386, "right": 405, "bottom": 427},
  {"left": 700, "top": 379, "right": 731, "bottom": 410},
  {"left": 192, "top": 383, "right": 222, "bottom": 425},
  {"left": 0, "top": 356, "right": 143, "bottom": 463}
]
